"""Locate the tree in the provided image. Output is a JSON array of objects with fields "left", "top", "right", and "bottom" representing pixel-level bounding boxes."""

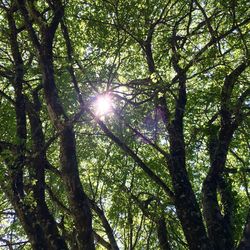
[{"left": 0, "top": 0, "right": 249, "bottom": 249}]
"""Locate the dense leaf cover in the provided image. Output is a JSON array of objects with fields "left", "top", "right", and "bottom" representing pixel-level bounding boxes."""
[{"left": 0, "top": 0, "right": 249, "bottom": 249}]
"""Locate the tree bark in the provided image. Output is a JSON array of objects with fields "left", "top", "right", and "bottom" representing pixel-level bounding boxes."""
[
  {"left": 16, "top": 1, "right": 95, "bottom": 249},
  {"left": 5, "top": 7, "right": 68, "bottom": 249},
  {"left": 167, "top": 46, "right": 210, "bottom": 249},
  {"left": 27, "top": 96, "right": 68, "bottom": 249},
  {"left": 202, "top": 62, "right": 249, "bottom": 250},
  {"left": 90, "top": 199, "right": 119, "bottom": 250},
  {"left": 157, "top": 217, "right": 171, "bottom": 250},
  {"left": 237, "top": 210, "right": 250, "bottom": 250},
  {"left": 39, "top": 33, "right": 95, "bottom": 250}
]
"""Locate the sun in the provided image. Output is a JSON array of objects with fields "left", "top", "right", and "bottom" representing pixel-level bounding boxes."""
[{"left": 94, "top": 94, "right": 113, "bottom": 117}]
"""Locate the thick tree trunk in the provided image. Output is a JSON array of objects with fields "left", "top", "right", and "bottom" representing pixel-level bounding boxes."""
[
  {"left": 59, "top": 127, "right": 95, "bottom": 249},
  {"left": 167, "top": 72, "right": 211, "bottom": 249},
  {"left": 15, "top": 1, "right": 95, "bottom": 248},
  {"left": 5, "top": 9, "right": 47, "bottom": 249},
  {"left": 7, "top": 196, "right": 48, "bottom": 249},
  {"left": 203, "top": 134, "right": 237, "bottom": 250},
  {"left": 27, "top": 98, "right": 68, "bottom": 249},
  {"left": 202, "top": 63, "right": 249, "bottom": 250},
  {"left": 168, "top": 128, "right": 210, "bottom": 250},
  {"left": 39, "top": 43, "right": 95, "bottom": 250}
]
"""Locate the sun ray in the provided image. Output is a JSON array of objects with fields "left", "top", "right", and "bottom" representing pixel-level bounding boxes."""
[{"left": 94, "top": 94, "right": 113, "bottom": 117}]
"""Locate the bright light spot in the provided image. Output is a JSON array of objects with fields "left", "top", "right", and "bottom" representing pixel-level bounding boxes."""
[{"left": 94, "top": 94, "right": 113, "bottom": 117}]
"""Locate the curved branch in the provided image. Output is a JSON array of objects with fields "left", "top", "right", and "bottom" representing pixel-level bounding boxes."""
[{"left": 89, "top": 110, "right": 175, "bottom": 200}]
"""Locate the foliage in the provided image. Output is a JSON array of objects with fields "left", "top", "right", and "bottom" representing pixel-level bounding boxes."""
[{"left": 0, "top": 0, "right": 249, "bottom": 249}]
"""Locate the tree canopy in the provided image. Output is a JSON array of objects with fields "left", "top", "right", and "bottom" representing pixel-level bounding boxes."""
[{"left": 0, "top": 0, "right": 249, "bottom": 249}]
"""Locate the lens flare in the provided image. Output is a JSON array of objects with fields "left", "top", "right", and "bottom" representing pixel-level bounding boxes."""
[{"left": 94, "top": 94, "right": 113, "bottom": 117}]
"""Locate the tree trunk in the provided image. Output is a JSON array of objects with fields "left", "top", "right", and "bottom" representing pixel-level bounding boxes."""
[
  {"left": 27, "top": 98, "right": 68, "bottom": 249},
  {"left": 39, "top": 40, "right": 95, "bottom": 250},
  {"left": 157, "top": 217, "right": 171, "bottom": 250},
  {"left": 15, "top": 1, "right": 96, "bottom": 248}
]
